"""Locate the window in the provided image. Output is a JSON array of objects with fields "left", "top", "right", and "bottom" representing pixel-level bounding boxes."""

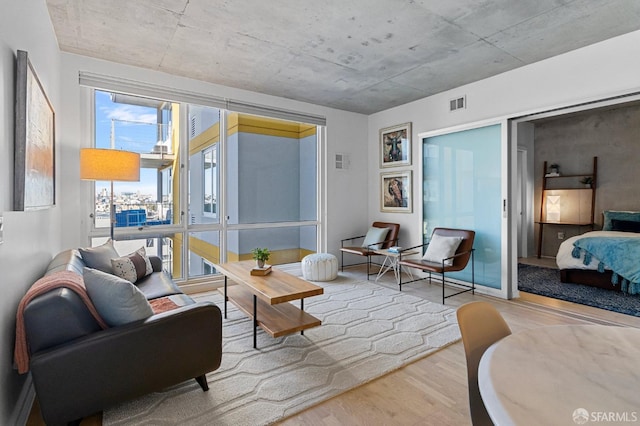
[
  {"left": 89, "top": 87, "right": 323, "bottom": 284},
  {"left": 93, "top": 90, "right": 176, "bottom": 231}
]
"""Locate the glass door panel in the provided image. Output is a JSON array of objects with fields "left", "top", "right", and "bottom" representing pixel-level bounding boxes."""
[{"left": 423, "top": 124, "right": 502, "bottom": 288}]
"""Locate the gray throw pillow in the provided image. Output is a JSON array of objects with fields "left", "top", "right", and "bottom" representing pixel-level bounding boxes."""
[
  {"left": 422, "top": 234, "right": 463, "bottom": 266},
  {"left": 361, "top": 227, "right": 390, "bottom": 250},
  {"left": 78, "top": 240, "right": 120, "bottom": 274},
  {"left": 83, "top": 267, "right": 154, "bottom": 327}
]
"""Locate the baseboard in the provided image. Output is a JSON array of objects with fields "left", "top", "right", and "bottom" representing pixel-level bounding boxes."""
[{"left": 10, "top": 374, "right": 35, "bottom": 426}]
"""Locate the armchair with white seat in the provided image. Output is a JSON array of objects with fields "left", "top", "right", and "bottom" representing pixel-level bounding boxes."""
[
  {"left": 340, "top": 222, "right": 400, "bottom": 279},
  {"left": 398, "top": 227, "right": 475, "bottom": 303}
]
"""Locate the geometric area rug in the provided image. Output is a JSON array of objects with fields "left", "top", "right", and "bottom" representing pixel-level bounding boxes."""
[{"left": 103, "top": 275, "right": 461, "bottom": 425}]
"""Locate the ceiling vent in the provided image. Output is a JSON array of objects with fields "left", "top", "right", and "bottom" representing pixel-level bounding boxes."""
[
  {"left": 335, "top": 153, "right": 350, "bottom": 170},
  {"left": 449, "top": 96, "right": 466, "bottom": 112}
]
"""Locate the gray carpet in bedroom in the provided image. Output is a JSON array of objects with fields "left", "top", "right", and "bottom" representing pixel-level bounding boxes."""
[{"left": 518, "top": 263, "right": 640, "bottom": 317}]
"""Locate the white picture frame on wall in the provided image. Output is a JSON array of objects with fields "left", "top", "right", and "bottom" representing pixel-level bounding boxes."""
[
  {"left": 381, "top": 170, "right": 412, "bottom": 213},
  {"left": 380, "top": 122, "right": 411, "bottom": 168}
]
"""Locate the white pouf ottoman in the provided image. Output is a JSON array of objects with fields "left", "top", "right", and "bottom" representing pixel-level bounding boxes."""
[{"left": 301, "top": 253, "right": 338, "bottom": 281}]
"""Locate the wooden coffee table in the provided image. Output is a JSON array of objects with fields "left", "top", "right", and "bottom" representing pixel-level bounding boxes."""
[{"left": 215, "top": 260, "right": 324, "bottom": 348}]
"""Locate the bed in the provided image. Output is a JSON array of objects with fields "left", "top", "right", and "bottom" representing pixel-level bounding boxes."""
[{"left": 556, "top": 211, "right": 640, "bottom": 294}]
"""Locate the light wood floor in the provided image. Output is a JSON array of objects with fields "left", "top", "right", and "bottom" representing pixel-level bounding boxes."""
[{"left": 27, "top": 263, "right": 640, "bottom": 426}]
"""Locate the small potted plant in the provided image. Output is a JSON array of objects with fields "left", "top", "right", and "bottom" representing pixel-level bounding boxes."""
[
  {"left": 251, "top": 247, "right": 270, "bottom": 268},
  {"left": 548, "top": 164, "right": 560, "bottom": 175},
  {"left": 580, "top": 176, "right": 593, "bottom": 188}
]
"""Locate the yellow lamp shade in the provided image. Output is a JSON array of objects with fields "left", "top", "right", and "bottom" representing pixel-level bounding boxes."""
[{"left": 80, "top": 148, "right": 140, "bottom": 181}]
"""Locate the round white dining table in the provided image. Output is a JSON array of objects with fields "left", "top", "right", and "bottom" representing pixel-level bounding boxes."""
[{"left": 478, "top": 324, "right": 640, "bottom": 426}]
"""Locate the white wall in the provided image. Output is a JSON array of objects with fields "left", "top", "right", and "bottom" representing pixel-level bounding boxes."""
[
  {"left": 0, "top": 11, "right": 367, "bottom": 422},
  {"left": 368, "top": 29, "right": 640, "bottom": 256},
  {"left": 0, "top": 1, "right": 62, "bottom": 424}
]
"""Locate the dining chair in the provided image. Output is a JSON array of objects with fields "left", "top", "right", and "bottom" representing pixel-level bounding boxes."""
[{"left": 456, "top": 301, "right": 512, "bottom": 426}]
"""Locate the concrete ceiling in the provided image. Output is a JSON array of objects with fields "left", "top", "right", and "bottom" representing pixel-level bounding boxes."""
[{"left": 46, "top": 0, "right": 640, "bottom": 115}]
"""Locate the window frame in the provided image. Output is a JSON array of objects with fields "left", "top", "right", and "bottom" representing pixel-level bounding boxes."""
[{"left": 82, "top": 81, "right": 327, "bottom": 284}]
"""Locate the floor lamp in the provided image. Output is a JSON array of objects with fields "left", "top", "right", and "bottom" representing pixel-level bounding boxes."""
[{"left": 80, "top": 148, "right": 141, "bottom": 241}]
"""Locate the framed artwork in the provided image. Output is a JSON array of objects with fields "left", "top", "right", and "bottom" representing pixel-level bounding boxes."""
[
  {"left": 380, "top": 122, "right": 411, "bottom": 168},
  {"left": 381, "top": 170, "right": 412, "bottom": 213},
  {"left": 14, "top": 50, "right": 55, "bottom": 211}
]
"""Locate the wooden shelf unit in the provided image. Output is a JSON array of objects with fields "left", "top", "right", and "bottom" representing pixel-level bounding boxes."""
[{"left": 536, "top": 157, "right": 597, "bottom": 258}]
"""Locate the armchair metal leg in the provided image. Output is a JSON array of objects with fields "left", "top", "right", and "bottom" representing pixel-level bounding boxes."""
[
  {"left": 367, "top": 255, "right": 370, "bottom": 280},
  {"left": 442, "top": 271, "right": 445, "bottom": 305}
]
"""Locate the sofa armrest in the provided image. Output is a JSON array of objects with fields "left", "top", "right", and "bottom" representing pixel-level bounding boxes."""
[
  {"left": 30, "top": 302, "right": 222, "bottom": 425},
  {"left": 149, "top": 255, "right": 163, "bottom": 272}
]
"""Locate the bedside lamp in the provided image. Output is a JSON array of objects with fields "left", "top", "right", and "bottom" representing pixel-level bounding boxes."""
[
  {"left": 546, "top": 194, "right": 561, "bottom": 222},
  {"left": 80, "top": 148, "right": 140, "bottom": 240}
]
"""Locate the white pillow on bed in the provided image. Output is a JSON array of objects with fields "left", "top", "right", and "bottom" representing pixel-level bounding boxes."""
[{"left": 422, "top": 234, "right": 463, "bottom": 266}]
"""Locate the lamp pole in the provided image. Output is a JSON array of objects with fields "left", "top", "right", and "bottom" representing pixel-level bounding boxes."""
[{"left": 110, "top": 180, "right": 115, "bottom": 241}]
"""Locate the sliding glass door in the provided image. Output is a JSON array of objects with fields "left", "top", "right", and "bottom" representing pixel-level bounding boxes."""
[{"left": 423, "top": 124, "right": 502, "bottom": 288}]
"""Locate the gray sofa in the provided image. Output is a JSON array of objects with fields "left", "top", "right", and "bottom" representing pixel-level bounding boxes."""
[{"left": 22, "top": 249, "right": 222, "bottom": 425}]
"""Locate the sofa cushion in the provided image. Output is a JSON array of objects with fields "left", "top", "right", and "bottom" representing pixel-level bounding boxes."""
[
  {"left": 135, "top": 271, "right": 184, "bottom": 300},
  {"left": 111, "top": 247, "right": 153, "bottom": 283},
  {"left": 78, "top": 240, "right": 119, "bottom": 274},
  {"left": 83, "top": 268, "right": 154, "bottom": 327}
]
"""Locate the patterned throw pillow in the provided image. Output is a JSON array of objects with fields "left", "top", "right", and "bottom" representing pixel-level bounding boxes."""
[{"left": 111, "top": 247, "right": 153, "bottom": 284}]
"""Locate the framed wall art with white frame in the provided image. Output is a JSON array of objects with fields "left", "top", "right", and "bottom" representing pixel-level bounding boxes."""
[
  {"left": 380, "top": 122, "right": 411, "bottom": 168},
  {"left": 381, "top": 170, "right": 412, "bottom": 213}
]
